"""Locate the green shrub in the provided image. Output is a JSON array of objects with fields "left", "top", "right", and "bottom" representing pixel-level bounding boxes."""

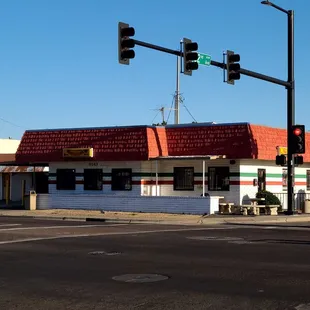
[{"left": 256, "top": 190, "right": 281, "bottom": 206}]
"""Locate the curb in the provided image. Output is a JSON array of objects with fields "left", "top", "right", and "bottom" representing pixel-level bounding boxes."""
[
  {"left": 0, "top": 213, "right": 205, "bottom": 225},
  {"left": 1, "top": 212, "right": 310, "bottom": 226}
]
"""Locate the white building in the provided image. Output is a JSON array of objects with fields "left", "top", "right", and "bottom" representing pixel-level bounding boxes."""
[{"left": 14, "top": 122, "right": 310, "bottom": 213}]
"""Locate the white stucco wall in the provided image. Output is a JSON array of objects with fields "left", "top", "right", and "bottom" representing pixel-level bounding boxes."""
[
  {"left": 11, "top": 173, "right": 32, "bottom": 201},
  {"left": 36, "top": 194, "right": 220, "bottom": 215},
  {"left": 141, "top": 159, "right": 240, "bottom": 204},
  {"left": 47, "top": 159, "right": 310, "bottom": 211},
  {"left": 0, "top": 139, "right": 20, "bottom": 154},
  {"left": 49, "top": 161, "right": 143, "bottom": 196},
  {"left": 239, "top": 159, "right": 310, "bottom": 209}
]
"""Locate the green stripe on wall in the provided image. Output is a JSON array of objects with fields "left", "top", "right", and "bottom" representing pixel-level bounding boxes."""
[
  {"left": 267, "top": 173, "right": 305, "bottom": 179},
  {"left": 238, "top": 172, "right": 257, "bottom": 177},
  {"left": 48, "top": 171, "right": 307, "bottom": 179},
  {"left": 267, "top": 173, "right": 282, "bottom": 178}
]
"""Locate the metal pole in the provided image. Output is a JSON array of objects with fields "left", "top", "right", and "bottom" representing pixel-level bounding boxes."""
[
  {"left": 287, "top": 10, "right": 295, "bottom": 214},
  {"left": 202, "top": 160, "right": 205, "bottom": 196},
  {"left": 155, "top": 160, "right": 158, "bottom": 196},
  {"left": 175, "top": 55, "right": 180, "bottom": 124}
]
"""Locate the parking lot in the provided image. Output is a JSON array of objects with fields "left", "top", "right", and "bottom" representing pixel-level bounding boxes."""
[{"left": 0, "top": 217, "right": 310, "bottom": 310}]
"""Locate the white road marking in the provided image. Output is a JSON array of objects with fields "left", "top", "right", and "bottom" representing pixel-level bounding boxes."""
[
  {"left": 187, "top": 236, "right": 243, "bottom": 241},
  {"left": 0, "top": 227, "right": 226, "bottom": 245},
  {"left": 295, "top": 304, "right": 310, "bottom": 310},
  {"left": 0, "top": 224, "right": 125, "bottom": 232},
  {"left": 0, "top": 224, "right": 21, "bottom": 227},
  {"left": 228, "top": 240, "right": 253, "bottom": 244}
]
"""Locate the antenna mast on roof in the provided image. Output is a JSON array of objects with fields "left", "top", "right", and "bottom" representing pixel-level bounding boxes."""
[{"left": 151, "top": 106, "right": 173, "bottom": 125}]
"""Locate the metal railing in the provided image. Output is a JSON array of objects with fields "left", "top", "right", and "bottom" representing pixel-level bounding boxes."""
[{"left": 273, "top": 192, "right": 310, "bottom": 211}]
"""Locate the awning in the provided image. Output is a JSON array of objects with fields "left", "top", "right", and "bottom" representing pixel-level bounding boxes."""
[
  {"left": 0, "top": 166, "right": 49, "bottom": 173},
  {"left": 150, "top": 155, "right": 227, "bottom": 161}
]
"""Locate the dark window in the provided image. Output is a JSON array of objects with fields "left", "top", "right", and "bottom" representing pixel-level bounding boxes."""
[
  {"left": 112, "top": 169, "right": 132, "bottom": 191},
  {"left": 35, "top": 172, "right": 49, "bottom": 194},
  {"left": 307, "top": 170, "right": 310, "bottom": 191},
  {"left": 84, "top": 169, "right": 103, "bottom": 191},
  {"left": 282, "top": 169, "right": 287, "bottom": 191},
  {"left": 173, "top": 167, "right": 194, "bottom": 191},
  {"left": 56, "top": 169, "right": 76, "bottom": 190},
  {"left": 208, "top": 167, "right": 230, "bottom": 191},
  {"left": 258, "top": 169, "right": 266, "bottom": 192}
]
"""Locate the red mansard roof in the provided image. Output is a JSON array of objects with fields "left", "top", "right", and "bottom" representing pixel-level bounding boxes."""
[{"left": 15, "top": 122, "right": 310, "bottom": 163}]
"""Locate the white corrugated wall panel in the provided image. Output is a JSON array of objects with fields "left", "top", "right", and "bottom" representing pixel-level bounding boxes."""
[{"left": 36, "top": 194, "right": 219, "bottom": 215}]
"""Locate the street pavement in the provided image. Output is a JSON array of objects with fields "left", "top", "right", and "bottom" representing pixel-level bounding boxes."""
[{"left": 0, "top": 217, "right": 310, "bottom": 309}]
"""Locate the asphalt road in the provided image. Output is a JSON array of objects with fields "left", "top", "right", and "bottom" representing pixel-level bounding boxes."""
[{"left": 0, "top": 217, "right": 310, "bottom": 310}]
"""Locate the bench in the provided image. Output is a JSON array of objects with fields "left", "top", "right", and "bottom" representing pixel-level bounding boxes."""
[
  {"left": 254, "top": 205, "right": 279, "bottom": 216},
  {"left": 234, "top": 205, "right": 279, "bottom": 216},
  {"left": 219, "top": 202, "right": 235, "bottom": 214}
]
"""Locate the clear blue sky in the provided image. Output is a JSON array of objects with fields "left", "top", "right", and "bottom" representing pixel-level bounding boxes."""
[{"left": 0, "top": 0, "right": 309, "bottom": 139}]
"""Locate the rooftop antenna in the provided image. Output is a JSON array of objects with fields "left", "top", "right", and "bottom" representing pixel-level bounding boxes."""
[{"left": 151, "top": 106, "right": 174, "bottom": 125}]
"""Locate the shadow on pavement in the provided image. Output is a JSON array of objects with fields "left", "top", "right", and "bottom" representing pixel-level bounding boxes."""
[
  {"left": 223, "top": 222, "right": 310, "bottom": 228},
  {"left": 251, "top": 239, "right": 310, "bottom": 245}
]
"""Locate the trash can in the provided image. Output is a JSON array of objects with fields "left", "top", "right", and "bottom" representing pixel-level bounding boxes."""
[
  {"left": 303, "top": 199, "right": 310, "bottom": 214},
  {"left": 25, "top": 190, "right": 37, "bottom": 211}
]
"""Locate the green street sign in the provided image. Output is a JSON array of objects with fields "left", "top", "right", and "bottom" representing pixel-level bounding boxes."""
[{"left": 197, "top": 53, "right": 211, "bottom": 66}]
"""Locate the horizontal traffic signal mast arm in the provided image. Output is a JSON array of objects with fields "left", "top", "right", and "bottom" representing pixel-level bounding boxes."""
[
  {"left": 211, "top": 59, "right": 290, "bottom": 88},
  {"left": 134, "top": 39, "right": 182, "bottom": 56},
  {"left": 133, "top": 39, "right": 290, "bottom": 88}
]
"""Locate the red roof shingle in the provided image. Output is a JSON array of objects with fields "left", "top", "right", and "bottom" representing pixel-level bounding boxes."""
[{"left": 15, "top": 123, "right": 310, "bottom": 163}]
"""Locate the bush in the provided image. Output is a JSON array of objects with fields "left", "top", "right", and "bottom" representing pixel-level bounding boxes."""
[{"left": 256, "top": 190, "right": 281, "bottom": 206}]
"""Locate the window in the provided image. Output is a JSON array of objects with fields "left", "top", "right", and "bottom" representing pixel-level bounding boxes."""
[
  {"left": 307, "top": 170, "right": 310, "bottom": 190},
  {"left": 111, "top": 169, "right": 132, "bottom": 191},
  {"left": 84, "top": 169, "right": 103, "bottom": 191},
  {"left": 56, "top": 169, "right": 76, "bottom": 190},
  {"left": 258, "top": 169, "right": 266, "bottom": 192},
  {"left": 173, "top": 167, "right": 194, "bottom": 191},
  {"left": 208, "top": 167, "right": 230, "bottom": 191},
  {"left": 282, "top": 169, "right": 287, "bottom": 191}
]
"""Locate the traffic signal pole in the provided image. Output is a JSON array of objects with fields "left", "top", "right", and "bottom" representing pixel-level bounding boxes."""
[
  {"left": 287, "top": 10, "right": 295, "bottom": 214},
  {"left": 124, "top": 19, "right": 296, "bottom": 214}
]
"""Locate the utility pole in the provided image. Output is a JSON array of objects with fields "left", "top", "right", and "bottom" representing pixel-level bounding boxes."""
[
  {"left": 174, "top": 55, "right": 180, "bottom": 124},
  {"left": 174, "top": 41, "right": 182, "bottom": 124}
]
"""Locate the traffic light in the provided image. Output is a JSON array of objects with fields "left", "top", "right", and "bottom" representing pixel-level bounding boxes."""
[
  {"left": 226, "top": 50, "right": 241, "bottom": 85},
  {"left": 276, "top": 155, "right": 286, "bottom": 166},
  {"left": 183, "top": 38, "right": 199, "bottom": 76},
  {"left": 291, "top": 125, "right": 305, "bottom": 154},
  {"left": 118, "top": 22, "right": 135, "bottom": 65},
  {"left": 294, "top": 155, "right": 304, "bottom": 166}
]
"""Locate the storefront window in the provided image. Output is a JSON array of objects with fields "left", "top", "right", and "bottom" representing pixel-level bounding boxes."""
[
  {"left": 173, "top": 167, "right": 194, "bottom": 191},
  {"left": 282, "top": 169, "right": 287, "bottom": 191},
  {"left": 84, "top": 169, "right": 103, "bottom": 191},
  {"left": 111, "top": 169, "right": 132, "bottom": 191},
  {"left": 208, "top": 167, "right": 230, "bottom": 191},
  {"left": 56, "top": 169, "right": 76, "bottom": 190}
]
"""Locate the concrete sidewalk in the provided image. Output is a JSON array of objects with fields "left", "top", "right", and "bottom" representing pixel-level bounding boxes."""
[{"left": 0, "top": 209, "right": 310, "bottom": 225}]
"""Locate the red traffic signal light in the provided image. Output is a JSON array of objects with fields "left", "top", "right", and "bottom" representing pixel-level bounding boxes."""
[
  {"left": 291, "top": 125, "right": 305, "bottom": 154},
  {"left": 293, "top": 127, "right": 302, "bottom": 136}
]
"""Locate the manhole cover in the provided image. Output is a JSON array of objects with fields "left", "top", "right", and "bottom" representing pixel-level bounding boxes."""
[
  {"left": 112, "top": 274, "right": 169, "bottom": 283},
  {"left": 88, "top": 251, "right": 121, "bottom": 256}
]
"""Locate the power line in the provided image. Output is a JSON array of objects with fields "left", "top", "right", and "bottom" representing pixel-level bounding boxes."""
[{"left": 0, "top": 117, "right": 26, "bottom": 129}]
